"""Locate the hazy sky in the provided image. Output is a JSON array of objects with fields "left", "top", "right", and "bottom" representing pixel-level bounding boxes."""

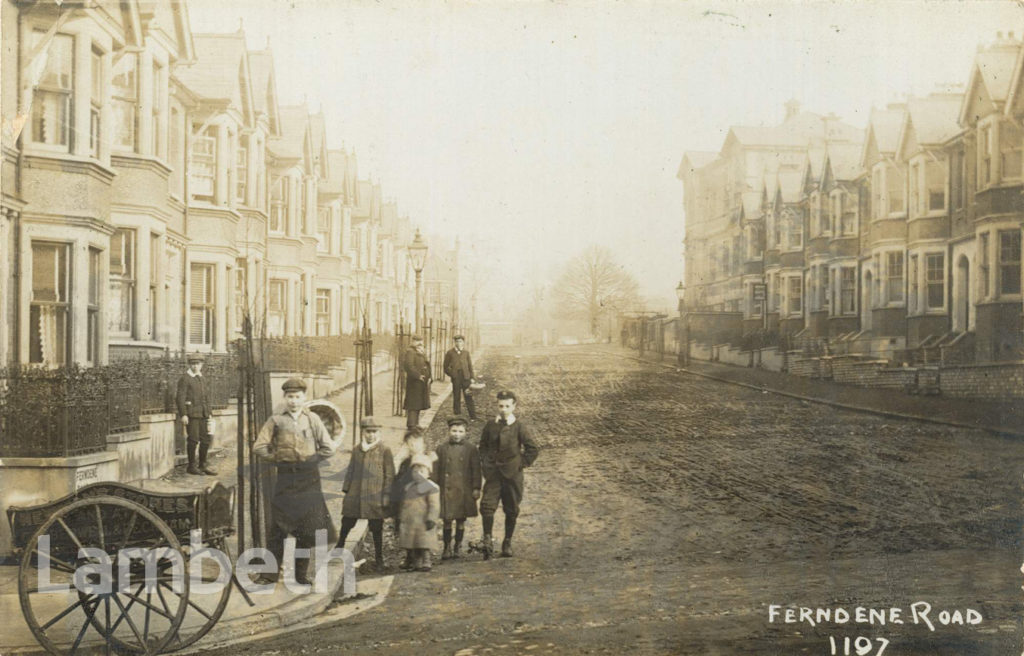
[{"left": 189, "top": 0, "right": 1023, "bottom": 317}]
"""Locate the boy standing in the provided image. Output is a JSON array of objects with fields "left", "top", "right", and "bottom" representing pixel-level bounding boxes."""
[
  {"left": 176, "top": 353, "right": 214, "bottom": 475},
  {"left": 253, "top": 378, "right": 337, "bottom": 584},
  {"left": 398, "top": 454, "right": 440, "bottom": 572},
  {"left": 402, "top": 335, "right": 432, "bottom": 429},
  {"left": 443, "top": 335, "right": 477, "bottom": 420},
  {"left": 336, "top": 416, "right": 395, "bottom": 570},
  {"left": 433, "top": 416, "right": 481, "bottom": 560},
  {"left": 478, "top": 390, "right": 540, "bottom": 559}
]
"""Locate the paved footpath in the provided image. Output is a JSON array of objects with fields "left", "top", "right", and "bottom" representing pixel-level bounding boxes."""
[
  {"left": 197, "top": 346, "right": 1023, "bottom": 655},
  {"left": 0, "top": 362, "right": 453, "bottom": 654}
]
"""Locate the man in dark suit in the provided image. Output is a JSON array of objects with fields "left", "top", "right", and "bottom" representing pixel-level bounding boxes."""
[
  {"left": 176, "top": 353, "right": 215, "bottom": 475},
  {"left": 478, "top": 390, "right": 540, "bottom": 559},
  {"left": 443, "top": 335, "right": 477, "bottom": 420},
  {"left": 402, "top": 335, "right": 432, "bottom": 429}
]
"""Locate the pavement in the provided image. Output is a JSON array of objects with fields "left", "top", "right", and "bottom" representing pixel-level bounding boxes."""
[
  {"left": 616, "top": 345, "right": 1024, "bottom": 437},
  {"left": 0, "top": 362, "right": 453, "bottom": 655}
]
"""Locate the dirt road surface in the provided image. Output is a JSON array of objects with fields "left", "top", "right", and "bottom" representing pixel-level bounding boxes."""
[{"left": 207, "top": 346, "right": 1023, "bottom": 655}]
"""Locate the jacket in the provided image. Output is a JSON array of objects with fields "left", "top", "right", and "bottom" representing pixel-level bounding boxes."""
[
  {"left": 402, "top": 346, "right": 432, "bottom": 411},
  {"left": 176, "top": 373, "right": 211, "bottom": 419},
  {"left": 398, "top": 477, "right": 440, "bottom": 550},
  {"left": 443, "top": 348, "right": 474, "bottom": 387},
  {"left": 342, "top": 443, "right": 395, "bottom": 519},
  {"left": 253, "top": 409, "right": 336, "bottom": 463},
  {"left": 433, "top": 440, "right": 481, "bottom": 520},
  {"left": 479, "top": 417, "right": 540, "bottom": 480}
]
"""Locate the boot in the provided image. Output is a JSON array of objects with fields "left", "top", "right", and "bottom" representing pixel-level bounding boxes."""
[
  {"left": 482, "top": 535, "right": 493, "bottom": 560},
  {"left": 400, "top": 550, "right": 415, "bottom": 570},
  {"left": 199, "top": 443, "right": 216, "bottom": 474},
  {"left": 442, "top": 527, "right": 453, "bottom": 560},
  {"left": 294, "top": 558, "right": 312, "bottom": 585},
  {"left": 452, "top": 541, "right": 462, "bottom": 559},
  {"left": 453, "top": 526, "right": 465, "bottom": 558},
  {"left": 415, "top": 549, "right": 432, "bottom": 572},
  {"left": 501, "top": 538, "right": 514, "bottom": 558},
  {"left": 186, "top": 441, "right": 201, "bottom": 475}
]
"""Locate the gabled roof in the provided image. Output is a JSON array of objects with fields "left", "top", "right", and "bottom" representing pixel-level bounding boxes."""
[
  {"left": 247, "top": 48, "right": 280, "bottom": 135},
  {"left": 676, "top": 151, "right": 719, "bottom": 180},
  {"left": 776, "top": 169, "right": 803, "bottom": 203},
  {"left": 138, "top": 0, "right": 195, "bottom": 62},
  {"left": 826, "top": 142, "right": 865, "bottom": 181},
  {"left": 321, "top": 149, "right": 349, "bottom": 196},
  {"left": 270, "top": 105, "right": 310, "bottom": 162},
  {"left": 960, "top": 42, "right": 1020, "bottom": 125},
  {"left": 897, "top": 93, "right": 962, "bottom": 159},
  {"left": 860, "top": 106, "right": 905, "bottom": 168},
  {"left": 175, "top": 32, "right": 255, "bottom": 124}
]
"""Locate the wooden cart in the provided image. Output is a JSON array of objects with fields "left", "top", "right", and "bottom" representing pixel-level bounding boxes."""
[{"left": 8, "top": 480, "right": 250, "bottom": 655}]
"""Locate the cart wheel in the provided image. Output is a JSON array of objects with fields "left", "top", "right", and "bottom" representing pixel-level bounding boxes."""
[
  {"left": 18, "top": 496, "right": 189, "bottom": 656},
  {"left": 158, "top": 537, "right": 233, "bottom": 652}
]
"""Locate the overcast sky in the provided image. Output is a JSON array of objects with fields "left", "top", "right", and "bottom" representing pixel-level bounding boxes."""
[{"left": 190, "top": 0, "right": 1023, "bottom": 318}]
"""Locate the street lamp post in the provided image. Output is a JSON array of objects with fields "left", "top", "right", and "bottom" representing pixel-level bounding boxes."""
[
  {"left": 676, "top": 281, "right": 689, "bottom": 367},
  {"left": 408, "top": 229, "right": 429, "bottom": 332}
]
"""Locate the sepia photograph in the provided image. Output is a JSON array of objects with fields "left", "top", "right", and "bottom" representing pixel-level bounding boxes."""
[{"left": 1, "top": 0, "right": 1023, "bottom": 654}]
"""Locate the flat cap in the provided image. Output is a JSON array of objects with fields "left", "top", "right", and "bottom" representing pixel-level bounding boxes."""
[
  {"left": 446, "top": 416, "right": 468, "bottom": 427},
  {"left": 360, "top": 416, "right": 382, "bottom": 429},
  {"left": 411, "top": 334, "right": 424, "bottom": 342},
  {"left": 453, "top": 334, "right": 465, "bottom": 341},
  {"left": 186, "top": 352, "right": 205, "bottom": 363},
  {"left": 281, "top": 377, "right": 307, "bottom": 392}
]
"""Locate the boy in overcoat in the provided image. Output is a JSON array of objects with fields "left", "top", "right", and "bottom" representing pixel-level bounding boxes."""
[
  {"left": 442, "top": 335, "right": 477, "bottom": 419},
  {"left": 337, "top": 416, "right": 395, "bottom": 569},
  {"left": 433, "top": 416, "right": 481, "bottom": 559},
  {"left": 176, "top": 353, "right": 214, "bottom": 475},
  {"left": 252, "top": 377, "right": 337, "bottom": 584},
  {"left": 479, "top": 390, "right": 540, "bottom": 559},
  {"left": 398, "top": 454, "right": 440, "bottom": 572},
  {"left": 402, "top": 335, "right": 432, "bottom": 429}
]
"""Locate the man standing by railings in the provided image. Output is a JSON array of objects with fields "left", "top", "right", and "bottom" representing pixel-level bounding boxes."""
[
  {"left": 403, "top": 334, "right": 432, "bottom": 429},
  {"left": 443, "top": 334, "right": 477, "bottom": 420},
  {"left": 177, "top": 353, "right": 216, "bottom": 475}
]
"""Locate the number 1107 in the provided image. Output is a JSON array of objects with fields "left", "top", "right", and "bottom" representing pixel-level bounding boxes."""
[{"left": 829, "top": 636, "right": 889, "bottom": 655}]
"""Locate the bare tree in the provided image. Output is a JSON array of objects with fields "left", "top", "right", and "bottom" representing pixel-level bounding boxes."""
[{"left": 551, "top": 246, "right": 640, "bottom": 337}]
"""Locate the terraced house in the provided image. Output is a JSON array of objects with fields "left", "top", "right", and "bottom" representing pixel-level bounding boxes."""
[
  {"left": 2, "top": 0, "right": 460, "bottom": 368},
  {"left": 678, "top": 33, "right": 1024, "bottom": 369}
]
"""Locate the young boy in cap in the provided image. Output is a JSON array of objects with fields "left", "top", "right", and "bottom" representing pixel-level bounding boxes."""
[
  {"left": 402, "top": 335, "right": 432, "bottom": 429},
  {"left": 398, "top": 454, "right": 440, "bottom": 572},
  {"left": 443, "top": 335, "right": 477, "bottom": 420},
  {"left": 253, "top": 377, "right": 337, "bottom": 584},
  {"left": 176, "top": 353, "right": 215, "bottom": 475},
  {"left": 337, "top": 416, "right": 395, "bottom": 570},
  {"left": 479, "top": 390, "right": 540, "bottom": 559},
  {"left": 433, "top": 416, "right": 481, "bottom": 559}
]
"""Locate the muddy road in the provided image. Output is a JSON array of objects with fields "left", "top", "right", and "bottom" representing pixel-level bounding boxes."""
[{"left": 210, "top": 346, "right": 1023, "bottom": 655}]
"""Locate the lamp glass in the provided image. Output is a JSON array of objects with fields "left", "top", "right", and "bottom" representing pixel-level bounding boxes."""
[{"left": 408, "top": 230, "right": 429, "bottom": 272}]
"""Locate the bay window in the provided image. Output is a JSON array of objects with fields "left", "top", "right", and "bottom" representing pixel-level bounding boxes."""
[
  {"left": 30, "top": 242, "right": 70, "bottom": 365},
  {"left": 111, "top": 53, "right": 138, "bottom": 151},
  {"left": 108, "top": 229, "right": 135, "bottom": 335},
  {"left": 998, "top": 230, "right": 1021, "bottom": 295},
  {"left": 926, "top": 253, "right": 945, "bottom": 309},
  {"left": 189, "top": 264, "right": 214, "bottom": 345},
  {"left": 190, "top": 129, "right": 216, "bottom": 199},
  {"left": 31, "top": 32, "right": 73, "bottom": 148},
  {"left": 886, "top": 251, "right": 904, "bottom": 303}
]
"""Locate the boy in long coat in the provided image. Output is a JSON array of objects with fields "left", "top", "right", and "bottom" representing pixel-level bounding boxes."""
[
  {"left": 442, "top": 335, "right": 477, "bottom": 419},
  {"left": 176, "top": 353, "right": 214, "bottom": 475},
  {"left": 402, "top": 335, "right": 432, "bottom": 429},
  {"left": 253, "top": 378, "right": 337, "bottom": 584},
  {"left": 433, "top": 416, "right": 481, "bottom": 559},
  {"left": 398, "top": 454, "right": 440, "bottom": 572},
  {"left": 337, "top": 416, "right": 395, "bottom": 569}
]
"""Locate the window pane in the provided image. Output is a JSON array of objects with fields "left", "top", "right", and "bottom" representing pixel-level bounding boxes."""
[
  {"left": 1000, "top": 230, "right": 1021, "bottom": 295},
  {"left": 30, "top": 242, "right": 70, "bottom": 365},
  {"left": 926, "top": 254, "right": 944, "bottom": 309}
]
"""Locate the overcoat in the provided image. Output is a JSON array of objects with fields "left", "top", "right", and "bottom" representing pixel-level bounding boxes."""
[
  {"left": 342, "top": 443, "right": 395, "bottom": 519},
  {"left": 479, "top": 418, "right": 541, "bottom": 480},
  {"left": 443, "top": 348, "right": 474, "bottom": 389},
  {"left": 402, "top": 346, "right": 432, "bottom": 411},
  {"left": 175, "top": 373, "right": 211, "bottom": 419},
  {"left": 398, "top": 477, "right": 440, "bottom": 550},
  {"left": 433, "top": 440, "right": 482, "bottom": 520}
]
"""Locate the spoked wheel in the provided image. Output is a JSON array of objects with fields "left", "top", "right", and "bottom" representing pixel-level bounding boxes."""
[
  {"left": 159, "top": 537, "right": 233, "bottom": 652},
  {"left": 18, "top": 496, "right": 189, "bottom": 655}
]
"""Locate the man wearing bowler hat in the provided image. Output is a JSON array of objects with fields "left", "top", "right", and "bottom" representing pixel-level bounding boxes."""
[
  {"left": 176, "top": 353, "right": 214, "bottom": 475},
  {"left": 443, "top": 335, "right": 477, "bottom": 420},
  {"left": 253, "top": 377, "right": 337, "bottom": 584}
]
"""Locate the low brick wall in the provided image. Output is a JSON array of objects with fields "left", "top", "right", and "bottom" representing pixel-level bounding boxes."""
[
  {"left": 939, "top": 362, "right": 1024, "bottom": 400},
  {"left": 833, "top": 359, "right": 887, "bottom": 385},
  {"left": 789, "top": 358, "right": 821, "bottom": 378}
]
